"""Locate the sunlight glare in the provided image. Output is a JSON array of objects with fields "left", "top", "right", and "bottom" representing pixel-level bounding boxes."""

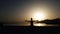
[
  {"left": 34, "top": 23, "right": 46, "bottom": 26},
  {"left": 33, "top": 12, "right": 46, "bottom": 21}
]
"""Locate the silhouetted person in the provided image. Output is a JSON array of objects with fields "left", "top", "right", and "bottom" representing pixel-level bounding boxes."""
[
  {"left": 30, "top": 18, "right": 33, "bottom": 26},
  {"left": 25, "top": 18, "right": 35, "bottom": 26}
]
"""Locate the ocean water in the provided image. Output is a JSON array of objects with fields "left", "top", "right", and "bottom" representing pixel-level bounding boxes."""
[{"left": 3, "top": 22, "right": 60, "bottom": 26}]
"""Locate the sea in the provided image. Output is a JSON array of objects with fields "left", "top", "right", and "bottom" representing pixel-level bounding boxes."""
[{"left": 3, "top": 22, "right": 60, "bottom": 26}]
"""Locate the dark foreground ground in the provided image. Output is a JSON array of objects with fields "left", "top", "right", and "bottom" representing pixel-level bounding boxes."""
[{"left": 1, "top": 26, "right": 60, "bottom": 34}]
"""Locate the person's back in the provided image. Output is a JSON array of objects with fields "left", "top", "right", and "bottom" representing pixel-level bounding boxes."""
[{"left": 30, "top": 21, "right": 33, "bottom": 26}]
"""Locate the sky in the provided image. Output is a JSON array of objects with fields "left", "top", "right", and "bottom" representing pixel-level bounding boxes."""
[{"left": 0, "top": 0, "right": 60, "bottom": 22}]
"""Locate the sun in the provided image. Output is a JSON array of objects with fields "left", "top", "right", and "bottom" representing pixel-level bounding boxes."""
[{"left": 33, "top": 12, "right": 46, "bottom": 21}]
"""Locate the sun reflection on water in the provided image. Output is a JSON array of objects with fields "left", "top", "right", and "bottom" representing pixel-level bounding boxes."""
[{"left": 34, "top": 23, "right": 47, "bottom": 26}]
